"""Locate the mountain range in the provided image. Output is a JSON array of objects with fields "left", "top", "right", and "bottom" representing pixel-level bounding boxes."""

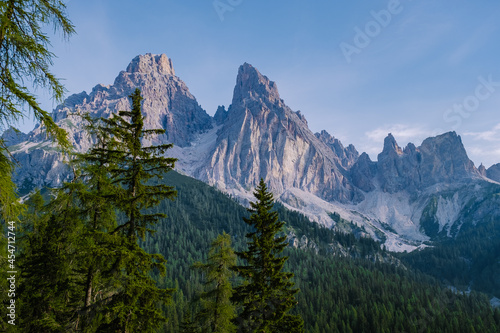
[{"left": 5, "top": 53, "right": 500, "bottom": 252}]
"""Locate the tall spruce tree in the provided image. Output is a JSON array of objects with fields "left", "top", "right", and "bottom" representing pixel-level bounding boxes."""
[
  {"left": 105, "top": 88, "right": 177, "bottom": 240},
  {"left": 70, "top": 115, "right": 125, "bottom": 332},
  {"left": 18, "top": 116, "right": 124, "bottom": 332},
  {"left": 19, "top": 190, "right": 83, "bottom": 332},
  {"left": 93, "top": 88, "right": 177, "bottom": 332},
  {"left": 232, "top": 179, "right": 303, "bottom": 332},
  {"left": 19, "top": 89, "right": 178, "bottom": 332},
  {"left": 192, "top": 232, "right": 237, "bottom": 333}
]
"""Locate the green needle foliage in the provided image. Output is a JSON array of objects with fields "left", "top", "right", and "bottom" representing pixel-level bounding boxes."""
[
  {"left": 91, "top": 88, "right": 177, "bottom": 332},
  {"left": 191, "top": 232, "right": 237, "bottom": 333},
  {"left": 19, "top": 190, "right": 84, "bottom": 332},
  {"left": 18, "top": 88, "right": 178, "bottom": 332},
  {"left": 0, "top": 141, "right": 22, "bottom": 221},
  {"left": 69, "top": 115, "right": 125, "bottom": 332},
  {"left": 103, "top": 88, "right": 177, "bottom": 241},
  {"left": 0, "top": 0, "right": 74, "bottom": 148},
  {"left": 1, "top": 4, "right": 74, "bottom": 325},
  {"left": 232, "top": 179, "right": 304, "bottom": 333}
]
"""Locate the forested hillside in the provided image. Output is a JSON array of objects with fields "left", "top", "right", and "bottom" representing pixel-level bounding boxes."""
[
  {"left": 401, "top": 215, "right": 500, "bottom": 299},
  {"left": 142, "top": 171, "right": 500, "bottom": 332}
]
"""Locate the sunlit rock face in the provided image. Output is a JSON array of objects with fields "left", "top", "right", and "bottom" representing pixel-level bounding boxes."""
[{"left": 195, "top": 63, "right": 363, "bottom": 204}]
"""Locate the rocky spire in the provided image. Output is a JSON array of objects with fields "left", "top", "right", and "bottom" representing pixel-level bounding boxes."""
[
  {"left": 315, "top": 130, "right": 359, "bottom": 168},
  {"left": 375, "top": 131, "right": 480, "bottom": 193},
  {"left": 478, "top": 163, "right": 487, "bottom": 176},
  {"left": 196, "top": 62, "right": 363, "bottom": 203},
  {"left": 126, "top": 53, "right": 175, "bottom": 76},
  {"left": 380, "top": 133, "right": 403, "bottom": 156},
  {"left": 231, "top": 63, "right": 282, "bottom": 109}
]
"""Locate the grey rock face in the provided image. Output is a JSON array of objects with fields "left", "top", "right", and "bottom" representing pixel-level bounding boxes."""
[
  {"left": 418, "top": 132, "right": 479, "bottom": 186},
  {"left": 286, "top": 231, "right": 319, "bottom": 254},
  {"left": 80, "top": 53, "right": 212, "bottom": 148},
  {"left": 214, "top": 105, "right": 228, "bottom": 125},
  {"left": 314, "top": 130, "right": 359, "bottom": 168},
  {"left": 196, "top": 63, "right": 363, "bottom": 203},
  {"left": 350, "top": 152, "right": 377, "bottom": 192},
  {"left": 478, "top": 164, "right": 487, "bottom": 177},
  {"left": 12, "top": 149, "right": 72, "bottom": 193},
  {"left": 46, "top": 53, "right": 212, "bottom": 150},
  {"left": 377, "top": 134, "right": 422, "bottom": 193},
  {"left": 10, "top": 53, "right": 213, "bottom": 190},
  {"left": 487, "top": 164, "right": 500, "bottom": 182},
  {"left": 1, "top": 127, "right": 28, "bottom": 146},
  {"left": 375, "top": 132, "right": 480, "bottom": 193}
]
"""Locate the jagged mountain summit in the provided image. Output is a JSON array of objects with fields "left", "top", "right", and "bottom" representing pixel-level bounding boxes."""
[
  {"left": 5, "top": 53, "right": 500, "bottom": 252},
  {"left": 7, "top": 54, "right": 213, "bottom": 189},
  {"left": 194, "top": 62, "right": 363, "bottom": 204},
  {"left": 352, "top": 132, "right": 481, "bottom": 194}
]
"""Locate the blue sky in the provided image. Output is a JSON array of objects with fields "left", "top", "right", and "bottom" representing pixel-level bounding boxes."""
[{"left": 16, "top": 0, "right": 500, "bottom": 167}]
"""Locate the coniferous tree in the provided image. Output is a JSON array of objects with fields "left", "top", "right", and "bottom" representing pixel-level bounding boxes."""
[
  {"left": 93, "top": 88, "right": 177, "bottom": 332},
  {"left": 70, "top": 115, "right": 125, "bottom": 332},
  {"left": 19, "top": 89, "right": 177, "bottom": 332},
  {"left": 232, "top": 179, "right": 303, "bottom": 332},
  {"left": 0, "top": 0, "right": 74, "bottom": 147},
  {"left": 192, "top": 232, "right": 237, "bottom": 333},
  {"left": 19, "top": 190, "right": 83, "bottom": 332},
  {"left": 180, "top": 311, "right": 199, "bottom": 333},
  {"left": 105, "top": 88, "right": 177, "bottom": 240},
  {"left": 0, "top": 141, "right": 24, "bottom": 330},
  {"left": 1, "top": 2, "right": 74, "bottom": 326},
  {"left": 0, "top": 144, "right": 23, "bottom": 221},
  {"left": 18, "top": 116, "right": 122, "bottom": 332}
]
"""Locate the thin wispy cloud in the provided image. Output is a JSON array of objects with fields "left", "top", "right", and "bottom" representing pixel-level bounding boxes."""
[
  {"left": 360, "top": 124, "right": 434, "bottom": 161},
  {"left": 467, "top": 146, "right": 500, "bottom": 168},
  {"left": 365, "top": 124, "right": 432, "bottom": 143},
  {"left": 464, "top": 123, "right": 500, "bottom": 141}
]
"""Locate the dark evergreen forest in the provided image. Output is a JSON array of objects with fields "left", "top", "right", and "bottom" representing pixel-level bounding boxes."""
[{"left": 142, "top": 171, "right": 500, "bottom": 332}]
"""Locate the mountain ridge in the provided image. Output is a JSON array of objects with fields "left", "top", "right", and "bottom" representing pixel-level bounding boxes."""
[{"left": 4, "top": 53, "right": 500, "bottom": 252}]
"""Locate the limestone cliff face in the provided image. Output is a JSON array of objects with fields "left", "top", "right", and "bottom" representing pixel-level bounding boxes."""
[
  {"left": 351, "top": 132, "right": 481, "bottom": 194},
  {"left": 7, "top": 54, "right": 213, "bottom": 192},
  {"left": 314, "top": 130, "right": 359, "bottom": 169},
  {"left": 195, "top": 63, "right": 362, "bottom": 203},
  {"left": 418, "top": 132, "right": 479, "bottom": 186},
  {"left": 52, "top": 53, "right": 212, "bottom": 149},
  {"left": 350, "top": 152, "right": 377, "bottom": 192},
  {"left": 487, "top": 164, "right": 500, "bottom": 182},
  {"left": 5, "top": 53, "right": 500, "bottom": 250}
]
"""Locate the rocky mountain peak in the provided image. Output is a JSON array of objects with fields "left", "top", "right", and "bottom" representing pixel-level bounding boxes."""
[
  {"left": 478, "top": 163, "right": 487, "bottom": 176},
  {"left": 1, "top": 127, "right": 28, "bottom": 146},
  {"left": 126, "top": 53, "right": 175, "bottom": 76},
  {"left": 374, "top": 131, "right": 480, "bottom": 193},
  {"left": 487, "top": 163, "right": 500, "bottom": 182},
  {"left": 197, "top": 63, "right": 363, "bottom": 203},
  {"left": 214, "top": 105, "right": 228, "bottom": 125},
  {"left": 381, "top": 133, "right": 403, "bottom": 156},
  {"left": 232, "top": 63, "right": 281, "bottom": 106},
  {"left": 419, "top": 131, "right": 461, "bottom": 152},
  {"left": 315, "top": 130, "right": 359, "bottom": 168},
  {"left": 351, "top": 152, "right": 377, "bottom": 192},
  {"left": 418, "top": 131, "right": 478, "bottom": 180}
]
